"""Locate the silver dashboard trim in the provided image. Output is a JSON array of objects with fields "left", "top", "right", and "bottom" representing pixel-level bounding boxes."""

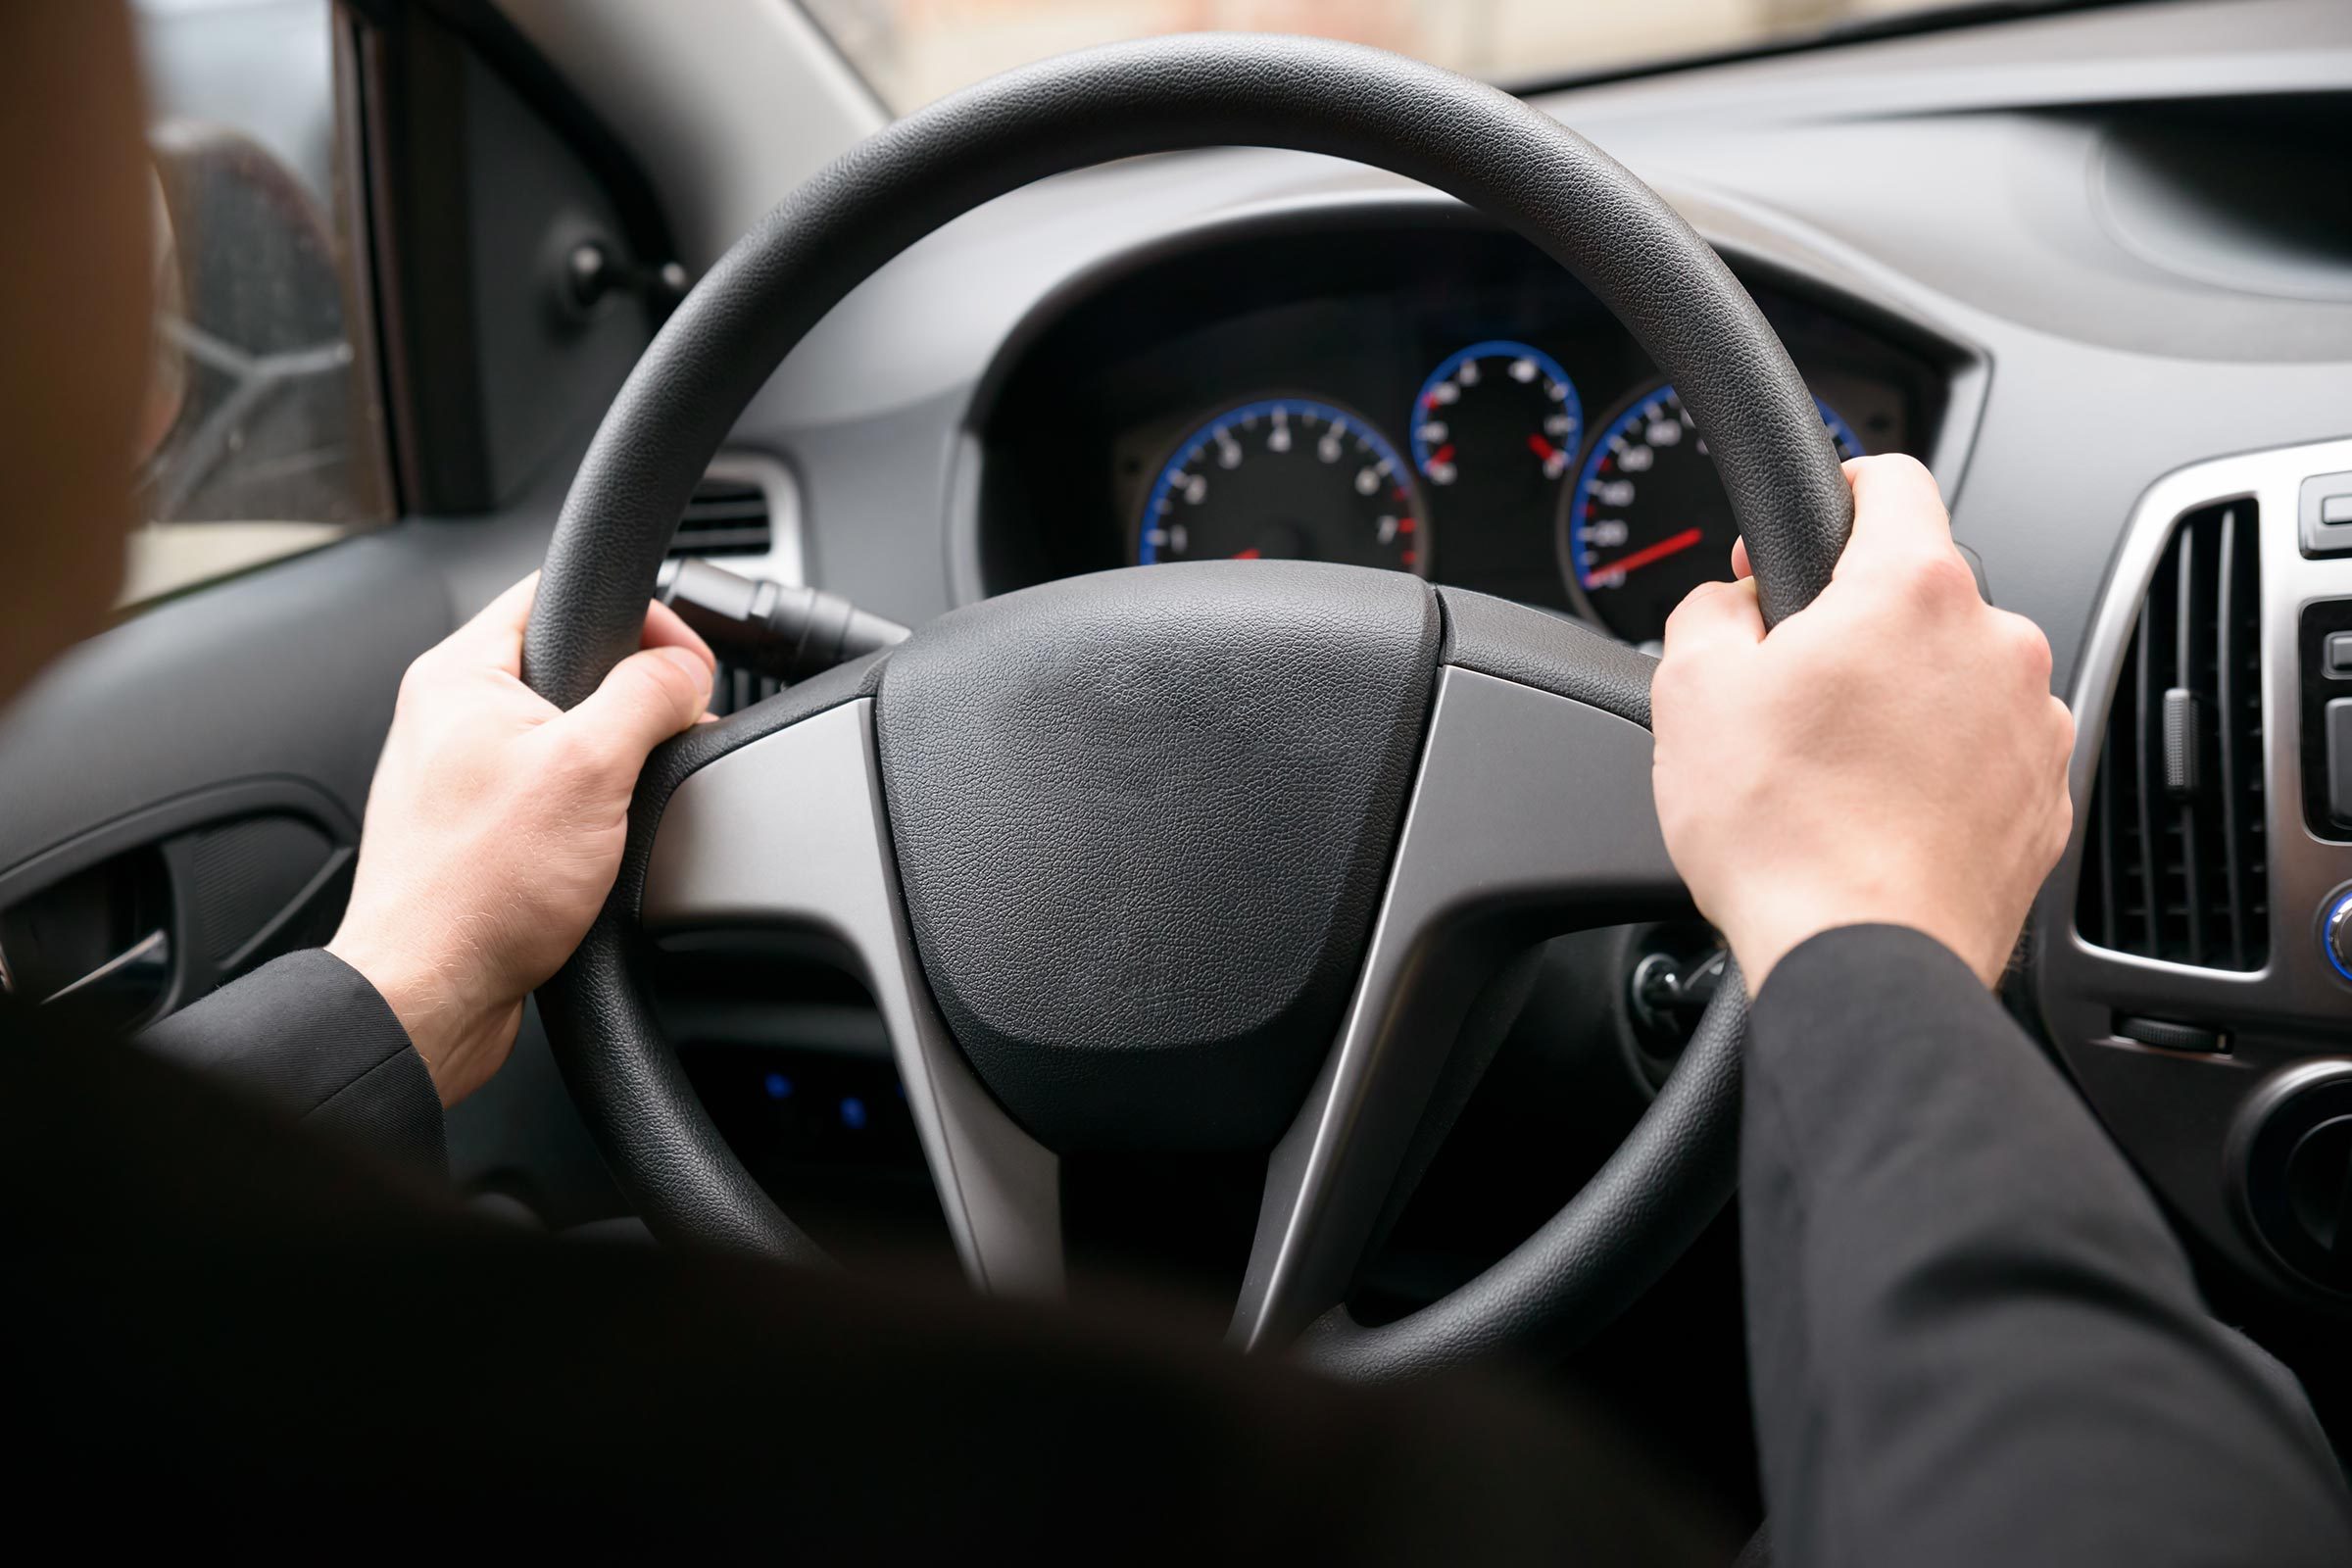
[
  {"left": 1230, "top": 665, "right": 1686, "bottom": 1349},
  {"left": 2035, "top": 434, "right": 2352, "bottom": 1038},
  {"left": 640, "top": 698, "right": 1064, "bottom": 1298}
]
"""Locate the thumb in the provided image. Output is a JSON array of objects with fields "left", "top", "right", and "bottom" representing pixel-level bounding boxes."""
[
  {"left": 1660, "top": 574, "right": 1765, "bottom": 661},
  {"left": 554, "top": 645, "right": 712, "bottom": 774}
]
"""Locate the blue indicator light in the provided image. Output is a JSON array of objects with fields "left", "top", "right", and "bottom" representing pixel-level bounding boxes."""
[
  {"left": 839, "top": 1096, "right": 868, "bottom": 1132},
  {"left": 2326, "top": 895, "right": 2352, "bottom": 985},
  {"left": 763, "top": 1072, "right": 794, "bottom": 1102}
]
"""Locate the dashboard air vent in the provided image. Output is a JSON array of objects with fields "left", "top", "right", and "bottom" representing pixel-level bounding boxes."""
[
  {"left": 2077, "top": 501, "right": 2266, "bottom": 970},
  {"left": 670, "top": 472, "right": 773, "bottom": 558}
]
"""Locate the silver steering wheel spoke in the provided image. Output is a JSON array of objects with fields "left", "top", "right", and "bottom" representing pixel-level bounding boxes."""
[
  {"left": 638, "top": 698, "right": 1065, "bottom": 1299},
  {"left": 1230, "top": 665, "right": 1689, "bottom": 1351}
]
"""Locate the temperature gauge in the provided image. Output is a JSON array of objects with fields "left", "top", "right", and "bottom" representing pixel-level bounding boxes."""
[{"left": 1409, "top": 340, "right": 1585, "bottom": 519}]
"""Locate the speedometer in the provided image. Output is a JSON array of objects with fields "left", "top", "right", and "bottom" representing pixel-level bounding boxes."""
[
  {"left": 1138, "top": 396, "right": 1429, "bottom": 575},
  {"left": 1559, "top": 382, "right": 1864, "bottom": 644}
]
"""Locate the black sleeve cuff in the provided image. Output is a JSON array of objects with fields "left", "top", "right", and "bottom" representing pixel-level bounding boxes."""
[{"left": 137, "top": 949, "right": 445, "bottom": 1173}]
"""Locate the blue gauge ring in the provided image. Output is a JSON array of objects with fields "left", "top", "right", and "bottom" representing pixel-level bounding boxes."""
[
  {"left": 1408, "top": 339, "right": 1584, "bottom": 480},
  {"left": 1563, "top": 385, "right": 1864, "bottom": 589},
  {"left": 1137, "top": 396, "right": 1420, "bottom": 566}
]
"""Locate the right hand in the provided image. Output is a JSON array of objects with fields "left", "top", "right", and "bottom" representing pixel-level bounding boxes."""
[{"left": 1648, "top": 456, "right": 2075, "bottom": 991}]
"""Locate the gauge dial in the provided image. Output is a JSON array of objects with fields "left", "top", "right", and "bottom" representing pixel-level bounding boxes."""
[
  {"left": 1138, "top": 396, "right": 1429, "bottom": 575},
  {"left": 1409, "top": 340, "right": 1584, "bottom": 502},
  {"left": 1560, "top": 383, "right": 1865, "bottom": 644}
]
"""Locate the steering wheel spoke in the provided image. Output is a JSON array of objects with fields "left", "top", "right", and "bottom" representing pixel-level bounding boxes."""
[
  {"left": 638, "top": 697, "right": 1065, "bottom": 1298},
  {"left": 1231, "top": 663, "right": 1688, "bottom": 1351}
]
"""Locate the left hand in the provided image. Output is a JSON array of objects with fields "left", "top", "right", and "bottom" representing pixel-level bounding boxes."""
[{"left": 328, "top": 574, "right": 716, "bottom": 1106}]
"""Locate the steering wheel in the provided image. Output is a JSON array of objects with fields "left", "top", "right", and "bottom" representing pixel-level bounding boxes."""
[{"left": 521, "top": 35, "right": 1850, "bottom": 1383}]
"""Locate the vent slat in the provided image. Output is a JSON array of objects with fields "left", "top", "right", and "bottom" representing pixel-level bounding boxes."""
[
  {"left": 670, "top": 470, "right": 773, "bottom": 560},
  {"left": 2173, "top": 528, "right": 2205, "bottom": 965},
  {"left": 2215, "top": 505, "right": 2248, "bottom": 969},
  {"left": 2078, "top": 501, "right": 2266, "bottom": 971},
  {"left": 2132, "top": 599, "right": 2161, "bottom": 957},
  {"left": 2095, "top": 744, "right": 2119, "bottom": 951}
]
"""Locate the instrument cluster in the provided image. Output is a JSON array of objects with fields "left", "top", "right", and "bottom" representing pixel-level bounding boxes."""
[{"left": 976, "top": 223, "right": 1944, "bottom": 646}]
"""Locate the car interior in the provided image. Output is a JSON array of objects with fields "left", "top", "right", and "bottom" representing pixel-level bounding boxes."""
[{"left": 5, "top": 0, "right": 2351, "bottom": 1536}]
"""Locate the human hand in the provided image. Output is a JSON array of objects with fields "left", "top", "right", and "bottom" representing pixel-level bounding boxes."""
[
  {"left": 327, "top": 574, "right": 716, "bottom": 1105},
  {"left": 1650, "top": 455, "right": 2073, "bottom": 991}
]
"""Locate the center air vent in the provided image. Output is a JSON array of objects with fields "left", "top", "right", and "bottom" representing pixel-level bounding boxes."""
[
  {"left": 671, "top": 471, "right": 773, "bottom": 558},
  {"left": 671, "top": 457, "right": 796, "bottom": 717},
  {"left": 2077, "top": 501, "right": 2267, "bottom": 970}
]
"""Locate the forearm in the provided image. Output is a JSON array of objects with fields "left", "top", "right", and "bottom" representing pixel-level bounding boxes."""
[
  {"left": 1741, "top": 923, "right": 2351, "bottom": 1567},
  {"left": 137, "top": 948, "right": 445, "bottom": 1172}
]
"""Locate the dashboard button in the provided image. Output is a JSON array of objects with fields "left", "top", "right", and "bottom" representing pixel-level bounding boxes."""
[
  {"left": 2327, "top": 633, "right": 2352, "bottom": 680},
  {"left": 2300, "top": 470, "right": 2352, "bottom": 557},
  {"left": 2328, "top": 701, "right": 2352, "bottom": 825}
]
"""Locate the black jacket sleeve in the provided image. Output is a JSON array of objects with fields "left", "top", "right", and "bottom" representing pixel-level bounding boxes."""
[
  {"left": 136, "top": 948, "right": 443, "bottom": 1171},
  {"left": 1741, "top": 923, "right": 2352, "bottom": 1567},
  {"left": 3, "top": 1006, "right": 1727, "bottom": 1562}
]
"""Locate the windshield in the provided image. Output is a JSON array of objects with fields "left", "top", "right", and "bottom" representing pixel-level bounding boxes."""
[{"left": 802, "top": 0, "right": 2066, "bottom": 113}]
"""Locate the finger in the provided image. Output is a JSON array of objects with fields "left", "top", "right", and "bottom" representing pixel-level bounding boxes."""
[
  {"left": 428, "top": 572, "right": 542, "bottom": 677},
  {"left": 639, "top": 598, "right": 717, "bottom": 674},
  {"left": 1835, "top": 454, "right": 1955, "bottom": 578},
  {"left": 1661, "top": 574, "right": 1765, "bottom": 660},
  {"left": 556, "top": 645, "right": 714, "bottom": 774},
  {"left": 1730, "top": 535, "right": 1752, "bottom": 581}
]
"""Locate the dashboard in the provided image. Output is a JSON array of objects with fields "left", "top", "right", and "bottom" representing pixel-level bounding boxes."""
[{"left": 973, "top": 220, "right": 1953, "bottom": 644}]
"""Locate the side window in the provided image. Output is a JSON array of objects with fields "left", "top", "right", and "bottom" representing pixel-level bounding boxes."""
[{"left": 128, "top": 0, "right": 391, "bottom": 605}]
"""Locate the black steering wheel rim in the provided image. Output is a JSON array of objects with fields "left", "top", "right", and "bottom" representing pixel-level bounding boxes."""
[{"left": 523, "top": 34, "right": 1852, "bottom": 1379}]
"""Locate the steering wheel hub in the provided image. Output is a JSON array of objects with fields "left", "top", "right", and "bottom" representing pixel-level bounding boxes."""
[{"left": 877, "top": 561, "right": 1438, "bottom": 1151}]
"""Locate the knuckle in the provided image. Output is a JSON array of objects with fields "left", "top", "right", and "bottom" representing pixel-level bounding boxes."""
[
  {"left": 1869, "top": 451, "right": 1936, "bottom": 488},
  {"left": 1851, "top": 550, "right": 1962, "bottom": 619},
  {"left": 1899, "top": 550, "right": 1979, "bottom": 611},
  {"left": 393, "top": 654, "right": 440, "bottom": 711},
  {"left": 552, "top": 718, "right": 623, "bottom": 779},
  {"left": 1996, "top": 611, "right": 2054, "bottom": 682}
]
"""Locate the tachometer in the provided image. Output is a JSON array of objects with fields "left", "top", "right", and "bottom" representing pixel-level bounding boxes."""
[
  {"left": 1560, "top": 382, "right": 1864, "bottom": 644},
  {"left": 1138, "top": 396, "right": 1429, "bottom": 575}
]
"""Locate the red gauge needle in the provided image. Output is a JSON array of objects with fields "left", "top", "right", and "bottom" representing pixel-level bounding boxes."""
[
  {"left": 1585, "top": 526, "right": 1703, "bottom": 587},
  {"left": 1233, "top": 547, "right": 1262, "bottom": 560},
  {"left": 1526, "top": 434, "right": 1558, "bottom": 464}
]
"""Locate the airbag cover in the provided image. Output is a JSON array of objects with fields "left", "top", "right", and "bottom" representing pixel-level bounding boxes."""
[{"left": 875, "top": 562, "right": 1438, "bottom": 1151}]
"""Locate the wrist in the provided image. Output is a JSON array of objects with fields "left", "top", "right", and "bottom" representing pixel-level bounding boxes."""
[
  {"left": 1719, "top": 892, "right": 2015, "bottom": 996},
  {"left": 325, "top": 930, "right": 519, "bottom": 1106}
]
